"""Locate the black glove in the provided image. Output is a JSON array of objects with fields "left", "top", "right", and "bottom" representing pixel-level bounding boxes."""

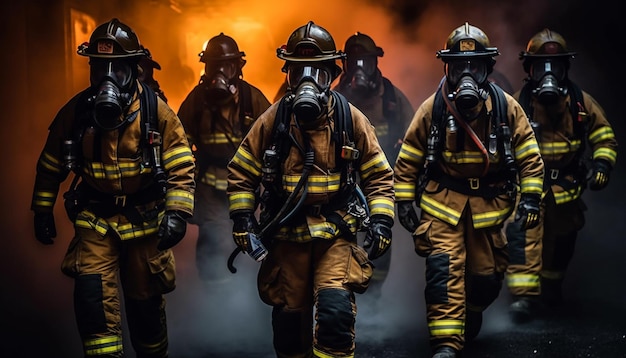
[
  {"left": 364, "top": 215, "right": 393, "bottom": 260},
  {"left": 34, "top": 212, "right": 56, "bottom": 245},
  {"left": 232, "top": 212, "right": 258, "bottom": 253},
  {"left": 157, "top": 211, "right": 187, "bottom": 250},
  {"left": 514, "top": 193, "right": 541, "bottom": 230},
  {"left": 397, "top": 201, "right": 419, "bottom": 233},
  {"left": 587, "top": 159, "right": 611, "bottom": 191}
]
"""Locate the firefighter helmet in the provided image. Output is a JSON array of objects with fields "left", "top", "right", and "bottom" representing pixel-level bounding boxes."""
[
  {"left": 437, "top": 22, "right": 499, "bottom": 61},
  {"left": 520, "top": 29, "right": 576, "bottom": 73},
  {"left": 199, "top": 33, "right": 245, "bottom": 63},
  {"left": 77, "top": 18, "right": 147, "bottom": 59},
  {"left": 277, "top": 21, "right": 344, "bottom": 78},
  {"left": 344, "top": 32, "right": 384, "bottom": 57}
]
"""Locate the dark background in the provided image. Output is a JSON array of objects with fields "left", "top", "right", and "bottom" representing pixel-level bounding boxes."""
[{"left": 1, "top": 0, "right": 624, "bottom": 357}]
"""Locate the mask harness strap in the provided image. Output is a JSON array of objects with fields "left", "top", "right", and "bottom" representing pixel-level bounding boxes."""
[{"left": 442, "top": 80, "right": 490, "bottom": 177}]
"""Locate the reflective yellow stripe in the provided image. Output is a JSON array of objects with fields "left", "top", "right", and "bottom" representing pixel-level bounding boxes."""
[
  {"left": 520, "top": 177, "right": 543, "bottom": 195},
  {"left": 515, "top": 138, "right": 541, "bottom": 160},
  {"left": 84, "top": 335, "right": 123, "bottom": 356},
  {"left": 359, "top": 153, "right": 390, "bottom": 181},
  {"left": 313, "top": 347, "right": 354, "bottom": 358},
  {"left": 553, "top": 185, "right": 582, "bottom": 204},
  {"left": 368, "top": 198, "right": 395, "bottom": 218},
  {"left": 398, "top": 143, "right": 424, "bottom": 164},
  {"left": 472, "top": 206, "right": 512, "bottom": 228},
  {"left": 589, "top": 126, "right": 615, "bottom": 144},
  {"left": 540, "top": 140, "right": 581, "bottom": 156},
  {"left": 166, "top": 189, "right": 194, "bottom": 212},
  {"left": 228, "top": 191, "right": 256, "bottom": 212},
  {"left": 421, "top": 195, "right": 462, "bottom": 226},
  {"left": 507, "top": 273, "right": 540, "bottom": 288},
  {"left": 428, "top": 319, "right": 464, "bottom": 336},
  {"left": 593, "top": 147, "right": 617, "bottom": 164},
  {"left": 394, "top": 182, "right": 417, "bottom": 201},
  {"left": 163, "top": 145, "right": 194, "bottom": 170},
  {"left": 231, "top": 147, "right": 262, "bottom": 177}
]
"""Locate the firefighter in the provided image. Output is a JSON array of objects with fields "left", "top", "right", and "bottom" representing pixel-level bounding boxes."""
[
  {"left": 227, "top": 21, "right": 395, "bottom": 358},
  {"left": 505, "top": 29, "right": 618, "bottom": 322},
  {"left": 394, "top": 22, "right": 544, "bottom": 357},
  {"left": 31, "top": 18, "right": 195, "bottom": 358},
  {"left": 178, "top": 33, "right": 271, "bottom": 283},
  {"left": 139, "top": 46, "right": 168, "bottom": 103},
  {"left": 333, "top": 31, "right": 415, "bottom": 304}
]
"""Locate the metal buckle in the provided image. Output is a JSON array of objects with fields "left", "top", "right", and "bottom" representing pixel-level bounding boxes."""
[
  {"left": 468, "top": 178, "right": 479, "bottom": 190},
  {"left": 114, "top": 195, "right": 127, "bottom": 207},
  {"left": 550, "top": 169, "right": 559, "bottom": 180}
]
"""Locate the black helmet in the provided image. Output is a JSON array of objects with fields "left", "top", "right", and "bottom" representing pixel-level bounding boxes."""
[
  {"left": 437, "top": 22, "right": 499, "bottom": 62},
  {"left": 77, "top": 18, "right": 147, "bottom": 59},
  {"left": 199, "top": 33, "right": 245, "bottom": 62},
  {"left": 344, "top": 32, "right": 384, "bottom": 57},
  {"left": 520, "top": 28, "right": 576, "bottom": 73},
  {"left": 277, "top": 21, "right": 344, "bottom": 78}
]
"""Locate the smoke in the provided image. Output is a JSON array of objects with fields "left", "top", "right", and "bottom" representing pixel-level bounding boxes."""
[{"left": 1, "top": 0, "right": 624, "bottom": 357}]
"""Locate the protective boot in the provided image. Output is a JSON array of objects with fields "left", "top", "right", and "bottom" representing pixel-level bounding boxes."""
[
  {"left": 465, "top": 309, "right": 483, "bottom": 341},
  {"left": 509, "top": 295, "right": 541, "bottom": 323},
  {"left": 432, "top": 346, "right": 458, "bottom": 358}
]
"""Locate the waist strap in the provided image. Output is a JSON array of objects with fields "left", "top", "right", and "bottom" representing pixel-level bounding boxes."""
[
  {"left": 79, "top": 182, "right": 165, "bottom": 224},
  {"left": 429, "top": 166, "right": 510, "bottom": 199}
]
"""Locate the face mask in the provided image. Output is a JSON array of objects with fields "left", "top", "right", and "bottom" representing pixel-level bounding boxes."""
[
  {"left": 287, "top": 64, "right": 332, "bottom": 124},
  {"left": 448, "top": 75, "right": 487, "bottom": 120},
  {"left": 530, "top": 59, "right": 568, "bottom": 105},
  {"left": 292, "top": 80, "right": 329, "bottom": 124},
  {"left": 90, "top": 59, "right": 135, "bottom": 130},
  {"left": 346, "top": 56, "right": 377, "bottom": 94},
  {"left": 204, "top": 61, "right": 239, "bottom": 103}
]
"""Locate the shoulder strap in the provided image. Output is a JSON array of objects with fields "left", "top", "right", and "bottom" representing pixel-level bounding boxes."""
[
  {"left": 140, "top": 82, "right": 159, "bottom": 137},
  {"left": 517, "top": 82, "right": 533, "bottom": 121},
  {"left": 488, "top": 82, "right": 508, "bottom": 127},
  {"left": 427, "top": 80, "right": 446, "bottom": 163},
  {"left": 568, "top": 81, "right": 586, "bottom": 137},
  {"left": 381, "top": 77, "right": 398, "bottom": 125},
  {"left": 330, "top": 90, "right": 356, "bottom": 187},
  {"left": 238, "top": 79, "right": 254, "bottom": 132}
]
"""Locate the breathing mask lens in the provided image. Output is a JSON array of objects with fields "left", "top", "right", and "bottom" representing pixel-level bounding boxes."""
[
  {"left": 530, "top": 59, "right": 566, "bottom": 82},
  {"left": 346, "top": 56, "right": 377, "bottom": 76},
  {"left": 90, "top": 59, "right": 133, "bottom": 88},
  {"left": 446, "top": 59, "right": 488, "bottom": 85},
  {"left": 287, "top": 64, "right": 332, "bottom": 90},
  {"left": 205, "top": 60, "right": 238, "bottom": 80},
  {"left": 204, "top": 61, "right": 238, "bottom": 102}
]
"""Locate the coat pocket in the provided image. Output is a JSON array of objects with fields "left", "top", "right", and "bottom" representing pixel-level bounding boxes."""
[
  {"left": 258, "top": 260, "right": 282, "bottom": 306},
  {"left": 344, "top": 244, "right": 374, "bottom": 294},
  {"left": 148, "top": 249, "right": 176, "bottom": 294},
  {"left": 61, "top": 235, "right": 83, "bottom": 278},
  {"left": 414, "top": 220, "right": 433, "bottom": 257}
]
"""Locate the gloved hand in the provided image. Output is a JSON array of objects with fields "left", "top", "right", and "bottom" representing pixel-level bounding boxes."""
[
  {"left": 34, "top": 212, "right": 56, "bottom": 245},
  {"left": 364, "top": 215, "right": 393, "bottom": 260},
  {"left": 232, "top": 212, "right": 258, "bottom": 253},
  {"left": 514, "top": 193, "right": 541, "bottom": 230},
  {"left": 157, "top": 211, "right": 187, "bottom": 250},
  {"left": 397, "top": 201, "right": 419, "bottom": 233},
  {"left": 587, "top": 159, "right": 611, "bottom": 191}
]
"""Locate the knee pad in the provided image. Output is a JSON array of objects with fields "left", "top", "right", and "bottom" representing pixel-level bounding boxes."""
[
  {"left": 467, "top": 273, "right": 503, "bottom": 309},
  {"left": 316, "top": 288, "right": 354, "bottom": 350},
  {"left": 425, "top": 253, "right": 450, "bottom": 305},
  {"left": 75, "top": 274, "right": 107, "bottom": 335},
  {"left": 505, "top": 221, "right": 526, "bottom": 265}
]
